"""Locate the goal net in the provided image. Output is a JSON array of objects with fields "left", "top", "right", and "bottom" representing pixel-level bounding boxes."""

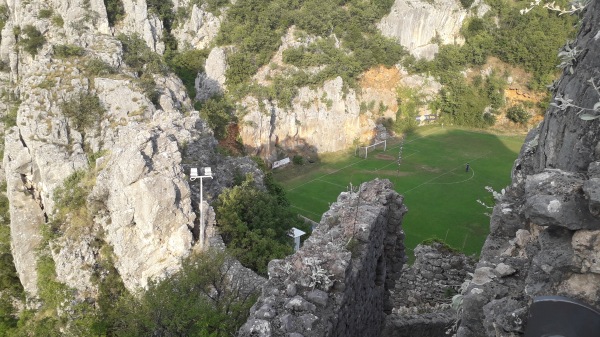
[{"left": 356, "top": 140, "right": 387, "bottom": 159}]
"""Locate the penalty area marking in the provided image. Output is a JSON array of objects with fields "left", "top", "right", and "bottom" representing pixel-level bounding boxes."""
[{"left": 400, "top": 153, "right": 489, "bottom": 194}]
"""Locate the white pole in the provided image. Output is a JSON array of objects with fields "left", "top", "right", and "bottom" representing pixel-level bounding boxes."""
[
  {"left": 384, "top": 139, "right": 387, "bottom": 151},
  {"left": 200, "top": 177, "right": 204, "bottom": 249}
]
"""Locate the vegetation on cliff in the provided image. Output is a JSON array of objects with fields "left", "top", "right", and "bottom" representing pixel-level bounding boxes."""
[
  {"left": 215, "top": 174, "right": 309, "bottom": 275},
  {"left": 0, "top": 183, "right": 22, "bottom": 335},
  {"left": 403, "top": 0, "right": 577, "bottom": 126}
]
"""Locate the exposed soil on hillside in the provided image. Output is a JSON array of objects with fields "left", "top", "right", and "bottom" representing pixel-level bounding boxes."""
[
  {"left": 359, "top": 65, "right": 401, "bottom": 91},
  {"left": 218, "top": 123, "right": 245, "bottom": 155}
]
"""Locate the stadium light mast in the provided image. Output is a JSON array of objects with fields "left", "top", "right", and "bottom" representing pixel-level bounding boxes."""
[{"left": 190, "top": 167, "right": 213, "bottom": 248}]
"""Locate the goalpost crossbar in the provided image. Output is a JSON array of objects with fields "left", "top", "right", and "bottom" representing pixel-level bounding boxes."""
[{"left": 356, "top": 140, "right": 386, "bottom": 159}]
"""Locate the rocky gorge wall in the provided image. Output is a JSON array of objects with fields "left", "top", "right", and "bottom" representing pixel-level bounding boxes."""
[
  {"left": 238, "top": 179, "right": 407, "bottom": 337},
  {"left": 456, "top": 2, "right": 600, "bottom": 336},
  {"left": 0, "top": 0, "right": 260, "bottom": 299},
  {"left": 194, "top": 0, "right": 460, "bottom": 162}
]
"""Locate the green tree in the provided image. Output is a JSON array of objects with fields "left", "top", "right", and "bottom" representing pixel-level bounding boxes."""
[
  {"left": 506, "top": 105, "right": 531, "bottom": 125},
  {"left": 60, "top": 93, "right": 105, "bottom": 133},
  {"left": 215, "top": 175, "right": 307, "bottom": 275},
  {"left": 0, "top": 183, "right": 23, "bottom": 336},
  {"left": 196, "top": 95, "right": 234, "bottom": 140},
  {"left": 165, "top": 49, "right": 208, "bottom": 98},
  {"left": 104, "top": 0, "right": 125, "bottom": 27}
]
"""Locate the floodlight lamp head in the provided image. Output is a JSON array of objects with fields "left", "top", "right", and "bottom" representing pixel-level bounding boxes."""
[
  {"left": 190, "top": 167, "right": 199, "bottom": 181},
  {"left": 203, "top": 167, "right": 213, "bottom": 177}
]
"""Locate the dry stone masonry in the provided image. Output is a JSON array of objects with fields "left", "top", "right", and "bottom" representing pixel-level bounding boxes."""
[
  {"left": 238, "top": 179, "right": 407, "bottom": 337},
  {"left": 383, "top": 242, "right": 476, "bottom": 337}
]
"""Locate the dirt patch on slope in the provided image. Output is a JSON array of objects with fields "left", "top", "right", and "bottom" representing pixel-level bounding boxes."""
[{"left": 359, "top": 65, "right": 401, "bottom": 91}]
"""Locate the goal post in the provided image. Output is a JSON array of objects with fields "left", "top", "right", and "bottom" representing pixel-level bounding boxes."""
[{"left": 356, "top": 140, "right": 386, "bottom": 159}]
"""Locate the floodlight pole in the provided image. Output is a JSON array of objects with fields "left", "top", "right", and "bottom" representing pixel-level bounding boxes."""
[{"left": 190, "top": 167, "right": 213, "bottom": 248}]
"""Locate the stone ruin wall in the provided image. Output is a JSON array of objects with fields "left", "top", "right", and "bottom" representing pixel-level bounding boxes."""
[
  {"left": 383, "top": 242, "right": 476, "bottom": 337},
  {"left": 238, "top": 179, "right": 407, "bottom": 337}
]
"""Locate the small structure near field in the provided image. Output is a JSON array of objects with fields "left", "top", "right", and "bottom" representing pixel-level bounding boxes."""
[{"left": 272, "top": 157, "right": 290, "bottom": 169}]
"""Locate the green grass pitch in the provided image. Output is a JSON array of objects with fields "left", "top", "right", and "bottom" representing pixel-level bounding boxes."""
[{"left": 273, "top": 126, "right": 525, "bottom": 258}]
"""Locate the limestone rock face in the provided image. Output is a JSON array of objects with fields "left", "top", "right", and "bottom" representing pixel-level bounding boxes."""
[
  {"left": 173, "top": 4, "right": 223, "bottom": 50},
  {"left": 196, "top": 47, "right": 228, "bottom": 101},
  {"left": 378, "top": 0, "right": 471, "bottom": 60},
  {"left": 0, "top": 0, "right": 261, "bottom": 298},
  {"left": 240, "top": 76, "right": 371, "bottom": 162},
  {"left": 119, "top": 0, "right": 165, "bottom": 53},
  {"left": 91, "top": 127, "right": 195, "bottom": 291},
  {"left": 239, "top": 179, "right": 407, "bottom": 337},
  {"left": 457, "top": 3, "right": 600, "bottom": 336}
]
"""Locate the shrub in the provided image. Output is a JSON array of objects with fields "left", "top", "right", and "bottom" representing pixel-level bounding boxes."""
[
  {"left": 117, "top": 33, "right": 167, "bottom": 76},
  {"left": 39, "top": 8, "right": 53, "bottom": 19},
  {"left": 215, "top": 175, "right": 308, "bottom": 275},
  {"left": 51, "top": 15, "right": 64, "bottom": 27},
  {"left": 19, "top": 25, "right": 46, "bottom": 56},
  {"left": 86, "top": 58, "right": 116, "bottom": 76},
  {"left": 0, "top": 5, "right": 8, "bottom": 33},
  {"left": 459, "top": 0, "right": 474, "bottom": 9},
  {"left": 165, "top": 49, "right": 208, "bottom": 98},
  {"left": 197, "top": 95, "right": 234, "bottom": 140},
  {"left": 506, "top": 105, "right": 531, "bottom": 125},
  {"left": 103, "top": 0, "right": 125, "bottom": 26},
  {"left": 114, "top": 250, "right": 258, "bottom": 337},
  {"left": 2, "top": 105, "right": 18, "bottom": 128},
  {"left": 146, "top": 0, "right": 177, "bottom": 51},
  {"left": 60, "top": 92, "right": 105, "bottom": 131},
  {"left": 292, "top": 155, "right": 303, "bottom": 165},
  {"left": 53, "top": 44, "right": 85, "bottom": 58}
]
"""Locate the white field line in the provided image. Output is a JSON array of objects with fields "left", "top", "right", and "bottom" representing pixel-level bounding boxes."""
[
  {"left": 400, "top": 153, "right": 489, "bottom": 194},
  {"left": 316, "top": 179, "right": 347, "bottom": 188},
  {"left": 287, "top": 128, "right": 443, "bottom": 192},
  {"left": 426, "top": 168, "right": 476, "bottom": 185},
  {"left": 291, "top": 205, "right": 322, "bottom": 217}
]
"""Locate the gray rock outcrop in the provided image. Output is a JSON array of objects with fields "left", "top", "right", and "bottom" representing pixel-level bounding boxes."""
[
  {"left": 457, "top": 3, "right": 600, "bottom": 336},
  {"left": 196, "top": 46, "right": 228, "bottom": 101},
  {"left": 173, "top": 3, "right": 223, "bottom": 50},
  {"left": 378, "top": 0, "right": 471, "bottom": 60},
  {"left": 0, "top": 0, "right": 262, "bottom": 298},
  {"left": 239, "top": 76, "right": 372, "bottom": 161},
  {"left": 238, "top": 179, "right": 407, "bottom": 337}
]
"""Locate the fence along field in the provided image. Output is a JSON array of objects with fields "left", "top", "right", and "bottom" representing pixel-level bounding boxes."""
[{"left": 273, "top": 126, "right": 525, "bottom": 258}]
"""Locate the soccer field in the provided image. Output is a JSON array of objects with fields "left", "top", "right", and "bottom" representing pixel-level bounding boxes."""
[{"left": 273, "top": 126, "right": 525, "bottom": 258}]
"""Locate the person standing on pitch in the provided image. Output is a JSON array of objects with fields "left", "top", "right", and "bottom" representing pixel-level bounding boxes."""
[{"left": 466, "top": 163, "right": 470, "bottom": 172}]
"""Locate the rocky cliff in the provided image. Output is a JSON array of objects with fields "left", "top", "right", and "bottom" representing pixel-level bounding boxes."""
[
  {"left": 456, "top": 2, "right": 600, "bottom": 336},
  {"left": 0, "top": 0, "right": 259, "bottom": 299},
  {"left": 193, "top": 0, "right": 456, "bottom": 162},
  {"left": 378, "top": 0, "right": 488, "bottom": 60}
]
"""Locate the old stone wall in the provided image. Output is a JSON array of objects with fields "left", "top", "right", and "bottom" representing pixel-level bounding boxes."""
[
  {"left": 383, "top": 242, "right": 475, "bottom": 337},
  {"left": 456, "top": 3, "right": 600, "bottom": 336},
  {"left": 238, "top": 179, "right": 407, "bottom": 337}
]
